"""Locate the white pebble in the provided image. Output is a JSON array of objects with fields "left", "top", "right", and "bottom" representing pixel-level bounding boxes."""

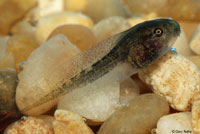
[
  {"left": 156, "top": 112, "right": 195, "bottom": 134},
  {"left": 139, "top": 52, "right": 200, "bottom": 111},
  {"left": 16, "top": 34, "right": 80, "bottom": 115},
  {"left": 93, "top": 16, "right": 131, "bottom": 42},
  {"left": 119, "top": 78, "right": 140, "bottom": 104},
  {"left": 57, "top": 71, "right": 120, "bottom": 122}
]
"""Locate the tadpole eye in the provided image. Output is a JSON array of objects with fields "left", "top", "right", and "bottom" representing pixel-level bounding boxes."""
[{"left": 154, "top": 28, "right": 163, "bottom": 36}]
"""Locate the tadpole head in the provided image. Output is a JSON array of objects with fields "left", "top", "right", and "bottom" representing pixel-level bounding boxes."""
[{"left": 127, "top": 18, "right": 181, "bottom": 69}]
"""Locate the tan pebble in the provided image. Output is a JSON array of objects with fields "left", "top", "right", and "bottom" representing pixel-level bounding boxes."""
[
  {"left": 0, "top": 0, "right": 37, "bottom": 36},
  {"left": 36, "top": 115, "right": 55, "bottom": 126},
  {"left": 11, "top": 20, "right": 37, "bottom": 40},
  {"left": 128, "top": 12, "right": 158, "bottom": 26},
  {"left": 173, "top": 28, "right": 194, "bottom": 56},
  {"left": 38, "top": 0, "right": 64, "bottom": 17},
  {"left": 121, "top": 0, "right": 166, "bottom": 17},
  {"left": 25, "top": 7, "right": 41, "bottom": 22},
  {"left": 98, "top": 94, "right": 169, "bottom": 134},
  {"left": 48, "top": 24, "right": 96, "bottom": 51},
  {"left": 122, "top": 0, "right": 200, "bottom": 22},
  {"left": 179, "top": 21, "right": 199, "bottom": 39},
  {"left": 93, "top": 16, "right": 131, "bottom": 42},
  {"left": 128, "top": 17, "right": 146, "bottom": 27},
  {"left": 187, "top": 56, "right": 200, "bottom": 68},
  {"left": 0, "top": 36, "right": 15, "bottom": 70},
  {"left": 55, "top": 109, "right": 84, "bottom": 122},
  {"left": 139, "top": 52, "right": 200, "bottom": 111},
  {"left": 159, "top": 1, "right": 200, "bottom": 23},
  {"left": 53, "top": 109, "right": 93, "bottom": 134},
  {"left": 4, "top": 116, "right": 53, "bottom": 134},
  {"left": 36, "top": 12, "right": 94, "bottom": 44},
  {"left": 11, "top": 7, "right": 40, "bottom": 39},
  {"left": 190, "top": 24, "right": 200, "bottom": 55},
  {"left": 64, "top": 0, "right": 88, "bottom": 12},
  {"left": 6, "top": 34, "right": 39, "bottom": 73},
  {"left": 144, "top": 12, "right": 158, "bottom": 20},
  {"left": 192, "top": 100, "right": 200, "bottom": 134},
  {"left": 64, "top": 0, "right": 128, "bottom": 22}
]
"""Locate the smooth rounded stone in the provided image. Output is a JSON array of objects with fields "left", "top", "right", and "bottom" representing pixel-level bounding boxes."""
[
  {"left": 139, "top": 52, "right": 200, "bottom": 111},
  {"left": 0, "top": 68, "right": 18, "bottom": 111},
  {"left": 58, "top": 61, "right": 134, "bottom": 123},
  {"left": 11, "top": 20, "right": 37, "bottom": 40},
  {"left": 0, "top": 36, "right": 15, "bottom": 70},
  {"left": 38, "top": 0, "right": 64, "bottom": 17},
  {"left": 173, "top": 28, "right": 194, "bottom": 56},
  {"left": 4, "top": 116, "right": 54, "bottom": 134},
  {"left": 64, "top": 0, "right": 129, "bottom": 22},
  {"left": 187, "top": 56, "right": 200, "bottom": 68},
  {"left": 93, "top": 16, "right": 131, "bottom": 42},
  {"left": 179, "top": 21, "right": 199, "bottom": 39},
  {"left": 57, "top": 72, "right": 120, "bottom": 122},
  {"left": 48, "top": 24, "right": 96, "bottom": 51},
  {"left": 98, "top": 94, "right": 169, "bottom": 134},
  {"left": 0, "top": 0, "right": 37, "bottom": 36},
  {"left": 36, "top": 12, "right": 94, "bottom": 44},
  {"left": 64, "top": 0, "right": 88, "bottom": 12},
  {"left": 155, "top": 112, "right": 195, "bottom": 134},
  {"left": 25, "top": 7, "right": 41, "bottom": 22},
  {"left": 128, "top": 17, "right": 145, "bottom": 27},
  {"left": 128, "top": 12, "right": 158, "bottom": 27},
  {"left": 6, "top": 35, "right": 39, "bottom": 73},
  {"left": 119, "top": 78, "right": 140, "bottom": 105},
  {"left": 53, "top": 109, "right": 93, "bottom": 134},
  {"left": 16, "top": 34, "right": 81, "bottom": 115},
  {"left": 122, "top": 0, "right": 200, "bottom": 22},
  {"left": 189, "top": 24, "right": 200, "bottom": 55},
  {"left": 159, "top": 0, "right": 200, "bottom": 22},
  {"left": 191, "top": 100, "right": 200, "bottom": 133},
  {"left": 121, "top": 0, "right": 166, "bottom": 16},
  {"left": 36, "top": 115, "right": 55, "bottom": 126}
]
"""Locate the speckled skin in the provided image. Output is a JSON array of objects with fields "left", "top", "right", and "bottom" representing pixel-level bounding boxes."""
[{"left": 22, "top": 19, "right": 180, "bottom": 113}]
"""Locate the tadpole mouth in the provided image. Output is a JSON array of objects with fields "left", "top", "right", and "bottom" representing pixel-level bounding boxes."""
[
  {"left": 169, "top": 19, "right": 181, "bottom": 37},
  {"left": 164, "top": 19, "right": 181, "bottom": 48}
]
